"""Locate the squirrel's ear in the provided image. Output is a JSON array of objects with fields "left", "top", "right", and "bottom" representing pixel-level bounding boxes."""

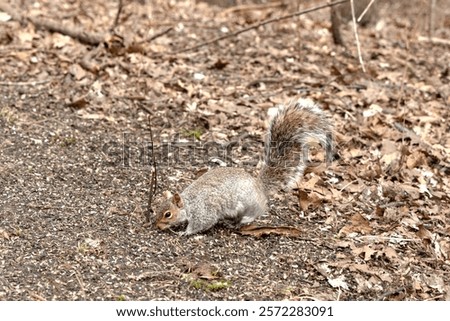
[
  {"left": 172, "top": 193, "right": 184, "bottom": 208},
  {"left": 162, "top": 190, "right": 173, "bottom": 200}
]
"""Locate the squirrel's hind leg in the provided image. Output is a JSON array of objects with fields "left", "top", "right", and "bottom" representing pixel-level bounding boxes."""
[
  {"left": 238, "top": 202, "right": 266, "bottom": 226},
  {"left": 239, "top": 215, "right": 256, "bottom": 225}
]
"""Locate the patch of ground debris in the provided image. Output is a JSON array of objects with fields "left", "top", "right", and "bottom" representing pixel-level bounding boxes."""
[{"left": 0, "top": 0, "right": 449, "bottom": 300}]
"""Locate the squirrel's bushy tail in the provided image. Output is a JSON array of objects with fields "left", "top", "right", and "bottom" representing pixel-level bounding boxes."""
[{"left": 259, "top": 98, "right": 333, "bottom": 193}]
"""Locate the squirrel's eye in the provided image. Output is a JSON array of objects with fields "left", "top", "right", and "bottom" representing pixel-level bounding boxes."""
[{"left": 164, "top": 211, "right": 172, "bottom": 219}]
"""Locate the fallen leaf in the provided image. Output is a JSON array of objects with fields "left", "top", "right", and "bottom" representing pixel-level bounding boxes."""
[
  {"left": 184, "top": 262, "right": 220, "bottom": 280},
  {"left": 67, "top": 96, "right": 89, "bottom": 109},
  {"left": 338, "top": 213, "right": 372, "bottom": 237},
  {"left": 0, "top": 228, "right": 10, "bottom": 240},
  {"left": 239, "top": 225, "right": 301, "bottom": 237},
  {"left": 352, "top": 244, "right": 377, "bottom": 261},
  {"left": 298, "top": 190, "right": 310, "bottom": 211}
]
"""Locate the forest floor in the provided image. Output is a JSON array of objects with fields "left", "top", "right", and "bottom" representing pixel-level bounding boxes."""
[{"left": 0, "top": 0, "right": 449, "bottom": 300}]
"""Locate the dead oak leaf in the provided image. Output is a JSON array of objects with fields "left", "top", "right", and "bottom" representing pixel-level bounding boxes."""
[
  {"left": 298, "top": 190, "right": 310, "bottom": 211},
  {"left": 422, "top": 274, "right": 446, "bottom": 293},
  {"left": 438, "top": 240, "right": 450, "bottom": 261},
  {"left": 184, "top": 262, "right": 220, "bottom": 280},
  {"left": 416, "top": 225, "right": 433, "bottom": 241},
  {"left": 352, "top": 244, "right": 378, "bottom": 261},
  {"left": 382, "top": 246, "right": 399, "bottom": 262},
  {"left": 239, "top": 225, "right": 301, "bottom": 238},
  {"left": 338, "top": 213, "right": 372, "bottom": 237},
  {"left": 297, "top": 190, "right": 324, "bottom": 211}
]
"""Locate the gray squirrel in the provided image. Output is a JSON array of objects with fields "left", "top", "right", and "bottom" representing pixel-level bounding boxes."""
[{"left": 155, "top": 98, "right": 333, "bottom": 235}]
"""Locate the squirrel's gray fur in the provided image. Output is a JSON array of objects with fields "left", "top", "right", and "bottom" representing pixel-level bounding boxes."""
[{"left": 155, "top": 98, "right": 333, "bottom": 235}]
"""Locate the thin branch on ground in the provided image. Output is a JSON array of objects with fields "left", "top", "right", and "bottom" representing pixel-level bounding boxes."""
[
  {"left": 138, "top": 27, "right": 174, "bottom": 44},
  {"left": 295, "top": 295, "right": 320, "bottom": 301},
  {"left": 396, "top": 64, "right": 408, "bottom": 110},
  {"left": 418, "top": 35, "right": 450, "bottom": 46},
  {"left": 172, "top": 0, "right": 350, "bottom": 54},
  {"left": 378, "top": 288, "right": 406, "bottom": 300},
  {"left": 428, "top": 0, "right": 436, "bottom": 38},
  {"left": 30, "top": 17, "right": 105, "bottom": 45},
  {"left": 352, "top": 235, "right": 421, "bottom": 242},
  {"left": 29, "top": 292, "right": 47, "bottom": 301},
  {"left": 378, "top": 202, "right": 405, "bottom": 209},
  {"left": 0, "top": 80, "right": 50, "bottom": 86},
  {"left": 110, "top": 0, "right": 124, "bottom": 32},
  {"left": 350, "top": 0, "right": 366, "bottom": 72},
  {"left": 357, "top": 0, "right": 376, "bottom": 23}
]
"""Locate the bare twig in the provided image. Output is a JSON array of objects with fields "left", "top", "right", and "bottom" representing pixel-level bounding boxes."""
[
  {"left": 29, "top": 292, "right": 47, "bottom": 301},
  {"left": 141, "top": 27, "right": 174, "bottom": 44},
  {"left": 378, "top": 288, "right": 405, "bottom": 301},
  {"left": 111, "top": 0, "right": 124, "bottom": 32},
  {"left": 428, "top": 0, "right": 436, "bottom": 38},
  {"left": 338, "top": 179, "right": 358, "bottom": 192},
  {"left": 352, "top": 235, "right": 421, "bottom": 242},
  {"left": 30, "top": 17, "right": 105, "bottom": 45},
  {"left": 173, "top": 0, "right": 350, "bottom": 54},
  {"left": 74, "top": 270, "right": 86, "bottom": 299},
  {"left": 138, "top": 110, "right": 158, "bottom": 224},
  {"left": 357, "top": 0, "right": 376, "bottom": 23},
  {"left": 396, "top": 64, "right": 408, "bottom": 109},
  {"left": 418, "top": 35, "right": 450, "bottom": 46},
  {"left": 0, "top": 80, "right": 50, "bottom": 86},
  {"left": 295, "top": 295, "right": 320, "bottom": 301},
  {"left": 350, "top": 0, "right": 366, "bottom": 72},
  {"left": 378, "top": 201, "right": 405, "bottom": 209},
  {"left": 146, "top": 120, "right": 158, "bottom": 223}
]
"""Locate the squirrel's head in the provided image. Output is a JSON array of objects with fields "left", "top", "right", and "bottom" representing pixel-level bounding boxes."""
[{"left": 155, "top": 192, "right": 185, "bottom": 231}]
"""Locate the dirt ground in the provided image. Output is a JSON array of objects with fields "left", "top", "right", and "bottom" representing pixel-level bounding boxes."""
[{"left": 1, "top": 0, "right": 449, "bottom": 301}]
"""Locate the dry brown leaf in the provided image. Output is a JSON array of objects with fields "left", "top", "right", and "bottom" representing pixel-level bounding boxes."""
[
  {"left": 301, "top": 175, "right": 321, "bottom": 190},
  {"left": 185, "top": 262, "right": 220, "bottom": 280},
  {"left": 338, "top": 213, "right": 372, "bottom": 237},
  {"left": 398, "top": 184, "right": 421, "bottom": 200},
  {"left": 352, "top": 245, "right": 377, "bottom": 261},
  {"left": 416, "top": 225, "right": 433, "bottom": 241},
  {"left": 69, "top": 64, "right": 87, "bottom": 81},
  {"left": 239, "top": 225, "right": 301, "bottom": 238},
  {"left": 67, "top": 96, "right": 89, "bottom": 109},
  {"left": 406, "top": 152, "right": 427, "bottom": 169},
  {"left": 298, "top": 190, "right": 310, "bottom": 211},
  {"left": 438, "top": 240, "right": 450, "bottom": 260},
  {"left": 0, "top": 228, "right": 10, "bottom": 240},
  {"left": 381, "top": 139, "right": 398, "bottom": 155},
  {"left": 422, "top": 275, "right": 445, "bottom": 293},
  {"left": 382, "top": 246, "right": 399, "bottom": 262}
]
